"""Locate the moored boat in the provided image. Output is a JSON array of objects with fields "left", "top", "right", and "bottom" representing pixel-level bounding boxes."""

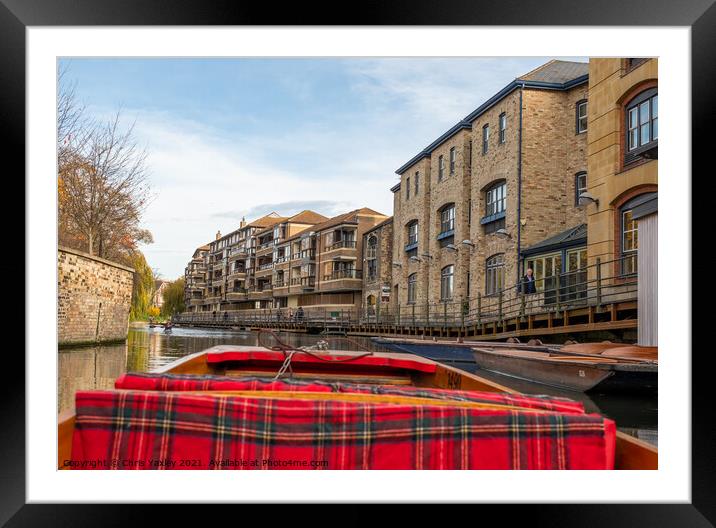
[
  {"left": 471, "top": 344, "right": 657, "bottom": 393},
  {"left": 58, "top": 337, "right": 657, "bottom": 470}
]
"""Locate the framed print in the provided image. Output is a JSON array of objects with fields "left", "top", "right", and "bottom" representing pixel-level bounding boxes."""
[{"left": 5, "top": 0, "right": 709, "bottom": 523}]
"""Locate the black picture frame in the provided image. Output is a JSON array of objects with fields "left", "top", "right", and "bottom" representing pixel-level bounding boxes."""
[{"left": 5, "top": 0, "right": 708, "bottom": 523}]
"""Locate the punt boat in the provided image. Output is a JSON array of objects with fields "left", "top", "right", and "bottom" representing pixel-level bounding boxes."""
[
  {"left": 471, "top": 343, "right": 657, "bottom": 393},
  {"left": 373, "top": 337, "right": 657, "bottom": 394},
  {"left": 58, "top": 336, "right": 657, "bottom": 470}
]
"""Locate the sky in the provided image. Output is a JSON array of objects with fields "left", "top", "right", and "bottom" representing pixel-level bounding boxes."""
[{"left": 59, "top": 56, "right": 586, "bottom": 279}]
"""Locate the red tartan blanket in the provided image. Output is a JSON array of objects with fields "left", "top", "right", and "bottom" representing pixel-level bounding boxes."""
[
  {"left": 115, "top": 372, "right": 586, "bottom": 414},
  {"left": 71, "top": 389, "right": 615, "bottom": 470}
]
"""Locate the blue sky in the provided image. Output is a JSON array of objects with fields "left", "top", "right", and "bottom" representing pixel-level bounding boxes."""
[{"left": 60, "top": 57, "right": 585, "bottom": 279}]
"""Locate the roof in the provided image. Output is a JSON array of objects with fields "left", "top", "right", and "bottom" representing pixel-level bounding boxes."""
[
  {"left": 280, "top": 208, "right": 388, "bottom": 243},
  {"left": 395, "top": 60, "right": 589, "bottom": 176},
  {"left": 517, "top": 60, "right": 589, "bottom": 84},
  {"left": 285, "top": 209, "right": 329, "bottom": 224},
  {"left": 245, "top": 212, "right": 286, "bottom": 229},
  {"left": 364, "top": 216, "right": 394, "bottom": 234},
  {"left": 522, "top": 224, "right": 587, "bottom": 257}
]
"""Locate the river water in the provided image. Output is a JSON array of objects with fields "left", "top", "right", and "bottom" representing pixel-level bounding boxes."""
[{"left": 58, "top": 325, "right": 657, "bottom": 446}]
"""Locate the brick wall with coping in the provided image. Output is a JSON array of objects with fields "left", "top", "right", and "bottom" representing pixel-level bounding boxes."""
[{"left": 58, "top": 246, "right": 134, "bottom": 346}]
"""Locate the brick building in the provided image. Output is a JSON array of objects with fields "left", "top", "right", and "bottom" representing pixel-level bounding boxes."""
[
  {"left": 390, "top": 60, "right": 589, "bottom": 313},
  {"left": 361, "top": 217, "right": 394, "bottom": 316},
  {"left": 585, "top": 58, "right": 658, "bottom": 344}
]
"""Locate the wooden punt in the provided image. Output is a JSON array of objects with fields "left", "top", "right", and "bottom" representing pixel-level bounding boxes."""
[
  {"left": 58, "top": 345, "right": 657, "bottom": 470},
  {"left": 470, "top": 344, "right": 657, "bottom": 393}
]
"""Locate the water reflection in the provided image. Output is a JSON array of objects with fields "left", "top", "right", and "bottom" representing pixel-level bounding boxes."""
[{"left": 57, "top": 326, "right": 657, "bottom": 446}]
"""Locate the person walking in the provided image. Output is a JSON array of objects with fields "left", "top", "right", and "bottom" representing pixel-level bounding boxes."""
[{"left": 522, "top": 268, "right": 537, "bottom": 294}]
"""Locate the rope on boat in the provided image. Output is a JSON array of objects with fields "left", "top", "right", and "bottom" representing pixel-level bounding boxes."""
[{"left": 256, "top": 328, "right": 374, "bottom": 380}]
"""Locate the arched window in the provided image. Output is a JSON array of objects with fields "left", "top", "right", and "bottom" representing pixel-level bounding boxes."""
[
  {"left": 485, "top": 254, "right": 505, "bottom": 296},
  {"left": 619, "top": 196, "right": 645, "bottom": 276},
  {"left": 366, "top": 235, "right": 378, "bottom": 259},
  {"left": 440, "top": 265, "right": 454, "bottom": 301},
  {"left": 624, "top": 87, "right": 658, "bottom": 164},
  {"left": 575, "top": 172, "right": 587, "bottom": 206},
  {"left": 407, "top": 273, "right": 417, "bottom": 304}
]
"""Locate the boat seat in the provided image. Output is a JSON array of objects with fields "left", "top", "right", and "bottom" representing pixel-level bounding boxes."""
[{"left": 70, "top": 389, "right": 616, "bottom": 470}]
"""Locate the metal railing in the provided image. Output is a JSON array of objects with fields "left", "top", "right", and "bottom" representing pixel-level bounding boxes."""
[
  {"left": 323, "top": 269, "right": 362, "bottom": 281},
  {"left": 176, "top": 256, "right": 637, "bottom": 330},
  {"left": 326, "top": 239, "right": 357, "bottom": 251}
]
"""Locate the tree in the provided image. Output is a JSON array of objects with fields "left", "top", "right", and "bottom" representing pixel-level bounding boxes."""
[
  {"left": 57, "top": 67, "right": 154, "bottom": 265},
  {"left": 129, "top": 251, "right": 155, "bottom": 321},
  {"left": 161, "top": 278, "right": 186, "bottom": 317}
]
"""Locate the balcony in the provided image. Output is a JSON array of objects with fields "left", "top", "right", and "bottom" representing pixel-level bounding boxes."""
[
  {"left": 226, "top": 288, "right": 248, "bottom": 301},
  {"left": 226, "top": 269, "right": 247, "bottom": 281},
  {"left": 255, "top": 262, "right": 274, "bottom": 277},
  {"left": 320, "top": 269, "right": 363, "bottom": 292},
  {"left": 228, "top": 250, "right": 248, "bottom": 262},
  {"left": 248, "top": 285, "right": 273, "bottom": 300},
  {"left": 256, "top": 241, "right": 274, "bottom": 256},
  {"left": 325, "top": 239, "right": 357, "bottom": 252},
  {"left": 290, "top": 276, "right": 316, "bottom": 290},
  {"left": 211, "top": 278, "right": 225, "bottom": 287},
  {"left": 292, "top": 248, "right": 316, "bottom": 262},
  {"left": 212, "top": 261, "right": 225, "bottom": 272}
]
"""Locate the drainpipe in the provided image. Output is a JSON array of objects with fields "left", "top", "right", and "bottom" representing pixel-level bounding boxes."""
[{"left": 516, "top": 83, "right": 525, "bottom": 291}]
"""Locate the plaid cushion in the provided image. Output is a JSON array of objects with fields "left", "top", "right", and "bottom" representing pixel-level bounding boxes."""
[
  {"left": 116, "top": 372, "right": 585, "bottom": 414},
  {"left": 72, "top": 390, "right": 614, "bottom": 470},
  {"left": 205, "top": 349, "right": 437, "bottom": 373}
]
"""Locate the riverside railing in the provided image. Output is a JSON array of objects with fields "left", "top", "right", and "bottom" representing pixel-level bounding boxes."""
[{"left": 175, "top": 256, "right": 637, "bottom": 329}]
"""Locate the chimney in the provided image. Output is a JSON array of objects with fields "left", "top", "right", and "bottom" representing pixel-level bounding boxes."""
[
  {"left": 215, "top": 230, "right": 221, "bottom": 240},
  {"left": 240, "top": 216, "right": 246, "bottom": 229}
]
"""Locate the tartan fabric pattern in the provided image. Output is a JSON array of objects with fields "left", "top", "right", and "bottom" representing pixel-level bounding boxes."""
[
  {"left": 116, "top": 372, "right": 585, "bottom": 414},
  {"left": 72, "top": 389, "right": 614, "bottom": 470}
]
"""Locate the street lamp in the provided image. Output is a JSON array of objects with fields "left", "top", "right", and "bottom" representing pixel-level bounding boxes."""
[
  {"left": 461, "top": 240, "right": 475, "bottom": 249},
  {"left": 495, "top": 228, "right": 512, "bottom": 239},
  {"left": 409, "top": 256, "right": 422, "bottom": 263},
  {"left": 445, "top": 244, "right": 458, "bottom": 253},
  {"left": 392, "top": 262, "right": 402, "bottom": 268},
  {"left": 578, "top": 192, "right": 600, "bottom": 208}
]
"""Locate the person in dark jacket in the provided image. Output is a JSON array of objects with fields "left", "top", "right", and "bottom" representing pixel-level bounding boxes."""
[
  {"left": 296, "top": 306, "right": 304, "bottom": 323},
  {"left": 522, "top": 268, "right": 537, "bottom": 294}
]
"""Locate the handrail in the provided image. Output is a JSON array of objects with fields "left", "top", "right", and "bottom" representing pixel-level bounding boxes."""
[{"left": 177, "top": 255, "right": 638, "bottom": 329}]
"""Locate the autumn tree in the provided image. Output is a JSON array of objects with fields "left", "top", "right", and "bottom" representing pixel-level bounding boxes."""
[{"left": 57, "top": 66, "right": 154, "bottom": 266}]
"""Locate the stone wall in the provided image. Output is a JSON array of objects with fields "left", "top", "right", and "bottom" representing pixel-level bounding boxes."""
[{"left": 58, "top": 246, "right": 135, "bottom": 346}]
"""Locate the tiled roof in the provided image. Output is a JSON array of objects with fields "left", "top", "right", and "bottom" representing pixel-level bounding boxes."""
[
  {"left": 286, "top": 210, "right": 329, "bottom": 224},
  {"left": 518, "top": 60, "right": 589, "bottom": 84},
  {"left": 246, "top": 212, "right": 287, "bottom": 229},
  {"left": 279, "top": 208, "right": 388, "bottom": 243}
]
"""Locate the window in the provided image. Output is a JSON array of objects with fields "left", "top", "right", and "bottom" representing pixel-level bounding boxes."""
[
  {"left": 415, "top": 171, "right": 419, "bottom": 195},
  {"left": 619, "top": 199, "right": 641, "bottom": 276},
  {"left": 576, "top": 100, "right": 588, "bottom": 133},
  {"left": 440, "top": 204, "right": 455, "bottom": 234},
  {"left": 626, "top": 58, "right": 648, "bottom": 71},
  {"left": 575, "top": 172, "right": 587, "bottom": 206},
  {"left": 485, "top": 181, "right": 507, "bottom": 216},
  {"left": 438, "top": 155, "right": 444, "bottom": 181},
  {"left": 440, "top": 265, "right": 454, "bottom": 301},
  {"left": 625, "top": 88, "right": 658, "bottom": 163},
  {"left": 449, "top": 147, "right": 456, "bottom": 175},
  {"left": 407, "top": 273, "right": 417, "bottom": 304},
  {"left": 485, "top": 254, "right": 505, "bottom": 296},
  {"left": 366, "top": 235, "right": 377, "bottom": 260},
  {"left": 482, "top": 124, "right": 489, "bottom": 154},
  {"left": 499, "top": 113, "right": 506, "bottom": 143},
  {"left": 407, "top": 221, "right": 418, "bottom": 246},
  {"left": 367, "top": 259, "right": 377, "bottom": 281},
  {"left": 406, "top": 176, "right": 410, "bottom": 200}
]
